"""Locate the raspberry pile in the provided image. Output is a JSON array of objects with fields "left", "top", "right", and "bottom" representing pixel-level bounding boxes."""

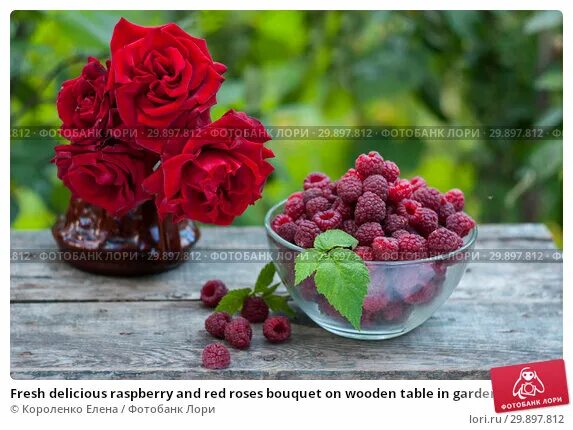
[{"left": 272, "top": 151, "right": 475, "bottom": 261}]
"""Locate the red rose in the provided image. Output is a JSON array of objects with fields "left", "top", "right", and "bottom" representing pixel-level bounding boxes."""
[
  {"left": 143, "top": 110, "right": 274, "bottom": 225},
  {"left": 53, "top": 141, "right": 156, "bottom": 217},
  {"left": 57, "top": 58, "right": 114, "bottom": 143},
  {"left": 109, "top": 18, "right": 227, "bottom": 153}
]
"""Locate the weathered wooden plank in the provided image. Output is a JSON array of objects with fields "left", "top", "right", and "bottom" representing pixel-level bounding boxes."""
[
  {"left": 10, "top": 225, "right": 561, "bottom": 303},
  {"left": 11, "top": 300, "right": 562, "bottom": 380}
]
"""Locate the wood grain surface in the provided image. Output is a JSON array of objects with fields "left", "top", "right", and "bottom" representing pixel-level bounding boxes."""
[{"left": 10, "top": 224, "right": 563, "bottom": 379}]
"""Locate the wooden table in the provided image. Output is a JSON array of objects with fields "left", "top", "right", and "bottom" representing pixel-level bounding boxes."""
[{"left": 10, "top": 224, "right": 562, "bottom": 379}]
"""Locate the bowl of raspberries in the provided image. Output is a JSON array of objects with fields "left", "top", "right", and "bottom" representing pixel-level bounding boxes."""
[{"left": 265, "top": 151, "right": 477, "bottom": 340}]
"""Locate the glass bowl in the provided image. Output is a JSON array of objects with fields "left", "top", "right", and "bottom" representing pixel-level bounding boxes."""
[{"left": 264, "top": 200, "right": 477, "bottom": 340}]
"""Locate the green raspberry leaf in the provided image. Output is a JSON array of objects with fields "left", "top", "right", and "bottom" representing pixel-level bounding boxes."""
[
  {"left": 262, "top": 282, "right": 281, "bottom": 298},
  {"left": 294, "top": 248, "right": 322, "bottom": 285},
  {"left": 313, "top": 248, "right": 370, "bottom": 330},
  {"left": 254, "top": 262, "right": 276, "bottom": 294},
  {"left": 264, "top": 294, "right": 296, "bottom": 317},
  {"left": 313, "top": 229, "right": 358, "bottom": 252},
  {"left": 215, "top": 288, "right": 251, "bottom": 314}
]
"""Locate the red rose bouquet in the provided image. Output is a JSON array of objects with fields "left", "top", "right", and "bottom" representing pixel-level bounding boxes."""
[{"left": 53, "top": 18, "right": 274, "bottom": 226}]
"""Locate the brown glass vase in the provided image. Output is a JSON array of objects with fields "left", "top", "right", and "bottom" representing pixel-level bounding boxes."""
[{"left": 52, "top": 198, "right": 200, "bottom": 276}]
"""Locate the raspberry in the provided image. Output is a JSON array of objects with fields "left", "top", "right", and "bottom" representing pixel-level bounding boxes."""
[
  {"left": 398, "top": 233, "right": 428, "bottom": 260},
  {"left": 410, "top": 207, "right": 439, "bottom": 237},
  {"left": 200, "top": 280, "right": 228, "bottom": 308},
  {"left": 355, "top": 246, "right": 374, "bottom": 261},
  {"left": 391, "top": 229, "right": 410, "bottom": 239},
  {"left": 303, "top": 172, "right": 330, "bottom": 190},
  {"left": 295, "top": 215, "right": 308, "bottom": 224},
  {"left": 224, "top": 317, "right": 253, "bottom": 349},
  {"left": 354, "top": 191, "right": 386, "bottom": 225},
  {"left": 342, "top": 168, "right": 362, "bottom": 180},
  {"left": 383, "top": 214, "right": 408, "bottom": 234},
  {"left": 336, "top": 176, "right": 363, "bottom": 204},
  {"left": 437, "top": 196, "right": 456, "bottom": 225},
  {"left": 341, "top": 219, "right": 358, "bottom": 236},
  {"left": 289, "top": 191, "right": 303, "bottom": 200},
  {"left": 396, "top": 198, "right": 422, "bottom": 217},
  {"left": 332, "top": 198, "right": 353, "bottom": 220},
  {"left": 409, "top": 176, "right": 427, "bottom": 191},
  {"left": 355, "top": 222, "right": 385, "bottom": 246},
  {"left": 271, "top": 214, "right": 293, "bottom": 231},
  {"left": 240, "top": 296, "right": 269, "bottom": 323},
  {"left": 445, "top": 188, "right": 465, "bottom": 212},
  {"left": 362, "top": 293, "right": 391, "bottom": 313},
  {"left": 381, "top": 160, "right": 400, "bottom": 182},
  {"left": 202, "top": 343, "right": 231, "bottom": 369},
  {"left": 412, "top": 187, "right": 441, "bottom": 211},
  {"left": 372, "top": 236, "right": 400, "bottom": 261},
  {"left": 302, "top": 187, "right": 324, "bottom": 203},
  {"left": 388, "top": 179, "right": 413, "bottom": 203},
  {"left": 382, "top": 302, "right": 410, "bottom": 321},
  {"left": 263, "top": 316, "right": 291, "bottom": 343},
  {"left": 305, "top": 196, "right": 330, "bottom": 218},
  {"left": 355, "top": 151, "right": 384, "bottom": 177},
  {"left": 402, "top": 282, "right": 438, "bottom": 305},
  {"left": 313, "top": 209, "right": 342, "bottom": 231},
  {"left": 276, "top": 221, "right": 297, "bottom": 242},
  {"left": 427, "top": 228, "right": 463, "bottom": 255},
  {"left": 205, "top": 312, "right": 232, "bottom": 339},
  {"left": 362, "top": 174, "right": 388, "bottom": 200},
  {"left": 321, "top": 186, "right": 336, "bottom": 202},
  {"left": 284, "top": 196, "right": 304, "bottom": 220},
  {"left": 446, "top": 212, "right": 475, "bottom": 237},
  {"left": 294, "top": 220, "right": 321, "bottom": 248}
]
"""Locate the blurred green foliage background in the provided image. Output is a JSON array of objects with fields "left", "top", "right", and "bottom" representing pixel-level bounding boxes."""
[{"left": 10, "top": 11, "right": 563, "bottom": 244}]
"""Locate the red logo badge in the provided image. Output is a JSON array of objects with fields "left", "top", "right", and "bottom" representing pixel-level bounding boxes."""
[{"left": 491, "top": 359, "right": 569, "bottom": 413}]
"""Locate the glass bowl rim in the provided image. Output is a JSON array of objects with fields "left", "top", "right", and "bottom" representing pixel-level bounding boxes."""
[{"left": 264, "top": 198, "right": 478, "bottom": 266}]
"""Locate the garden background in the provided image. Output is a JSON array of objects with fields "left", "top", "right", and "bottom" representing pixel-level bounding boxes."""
[{"left": 10, "top": 10, "right": 563, "bottom": 245}]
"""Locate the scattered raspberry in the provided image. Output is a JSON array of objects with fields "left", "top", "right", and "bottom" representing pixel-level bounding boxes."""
[
  {"left": 271, "top": 214, "right": 293, "bottom": 231},
  {"left": 355, "top": 191, "right": 386, "bottom": 225},
  {"left": 355, "top": 222, "right": 385, "bottom": 246},
  {"left": 276, "top": 221, "right": 297, "bottom": 242},
  {"left": 200, "top": 280, "right": 228, "bottom": 308},
  {"left": 336, "top": 176, "right": 363, "bottom": 204},
  {"left": 398, "top": 233, "right": 428, "bottom": 260},
  {"left": 224, "top": 317, "right": 253, "bottom": 349},
  {"left": 446, "top": 212, "right": 475, "bottom": 237},
  {"left": 302, "top": 187, "right": 324, "bottom": 203},
  {"left": 202, "top": 343, "right": 231, "bottom": 369},
  {"left": 303, "top": 172, "right": 330, "bottom": 190},
  {"left": 388, "top": 179, "right": 413, "bottom": 203},
  {"left": 362, "top": 174, "right": 388, "bottom": 200},
  {"left": 445, "top": 188, "right": 465, "bottom": 212},
  {"left": 391, "top": 229, "right": 410, "bottom": 239},
  {"left": 313, "top": 209, "right": 342, "bottom": 231},
  {"left": 341, "top": 219, "right": 358, "bottom": 236},
  {"left": 284, "top": 196, "right": 305, "bottom": 219},
  {"left": 437, "top": 196, "right": 456, "bottom": 224},
  {"left": 355, "top": 151, "right": 384, "bottom": 177},
  {"left": 383, "top": 214, "right": 408, "bottom": 234},
  {"left": 294, "top": 220, "right": 321, "bottom": 248},
  {"left": 241, "top": 296, "right": 269, "bottom": 323},
  {"left": 205, "top": 312, "right": 232, "bottom": 339},
  {"left": 396, "top": 198, "right": 422, "bottom": 217},
  {"left": 263, "top": 316, "right": 291, "bottom": 343},
  {"left": 355, "top": 246, "right": 374, "bottom": 261},
  {"left": 410, "top": 207, "right": 439, "bottom": 237},
  {"left": 332, "top": 198, "right": 353, "bottom": 220},
  {"left": 427, "top": 228, "right": 463, "bottom": 255},
  {"left": 305, "top": 196, "right": 330, "bottom": 218},
  {"left": 412, "top": 187, "right": 441, "bottom": 211},
  {"left": 372, "top": 236, "right": 400, "bottom": 261},
  {"left": 409, "top": 176, "right": 427, "bottom": 191},
  {"left": 381, "top": 160, "right": 400, "bottom": 182}
]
